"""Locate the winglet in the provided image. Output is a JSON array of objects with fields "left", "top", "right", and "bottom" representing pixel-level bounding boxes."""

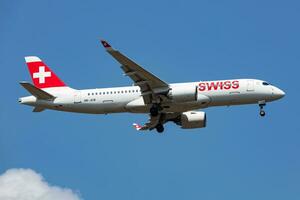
[
  {"left": 133, "top": 123, "right": 142, "bottom": 131},
  {"left": 100, "top": 40, "right": 113, "bottom": 51}
]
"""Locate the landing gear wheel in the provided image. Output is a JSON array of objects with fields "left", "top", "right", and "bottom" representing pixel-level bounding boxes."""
[
  {"left": 156, "top": 124, "right": 164, "bottom": 133},
  {"left": 150, "top": 107, "right": 159, "bottom": 117},
  {"left": 150, "top": 104, "right": 160, "bottom": 117},
  {"left": 258, "top": 101, "right": 266, "bottom": 117},
  {"left": 260, "top": 110, "right": 266, "bottom": 117}
]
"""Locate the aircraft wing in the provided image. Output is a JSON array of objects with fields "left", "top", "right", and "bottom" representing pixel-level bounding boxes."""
[
  {"left": 100, "top": 40, "right": 170, "bottom": 104},
  {"left": 133, "top": 112, "right": 181, "bottom": 131},
  {"left": 133, "top": 115, "right": 161, "bottom": 131}
]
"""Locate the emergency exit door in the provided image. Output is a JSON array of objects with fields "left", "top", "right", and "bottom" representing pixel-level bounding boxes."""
[{"left": 247, "top": 80, "right": 255, "bottom": 91}]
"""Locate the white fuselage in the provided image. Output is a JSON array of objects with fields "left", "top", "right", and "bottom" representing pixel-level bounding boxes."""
[{"left": 19, "top": 79, "right": 285, "bottom": 114}]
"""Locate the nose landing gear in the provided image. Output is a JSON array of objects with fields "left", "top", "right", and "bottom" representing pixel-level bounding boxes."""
[
  {"left": 259, "top": 110, "right": 265, "bottom": 117},
  {"left": 258, "top": 101, "right": 266, "bottom": 117}
]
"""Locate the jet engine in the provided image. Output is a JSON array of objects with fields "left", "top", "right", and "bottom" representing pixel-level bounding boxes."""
[
  {"left": 168, "top": 85, "right": 197, "bottom": 103},
  {"left": 179, "top": 111, "right": 206, "bottom": 129}
]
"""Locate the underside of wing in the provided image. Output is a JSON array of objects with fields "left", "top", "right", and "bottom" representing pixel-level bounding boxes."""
[
  {"left": 132, "top": 112, "right": 182, "bottom": 131},
  {"left": 132, "top": 110, "right": 207, "bottom": 133},
  {"left": 133, "top": 115, "right": 161, "bottom": 131}
]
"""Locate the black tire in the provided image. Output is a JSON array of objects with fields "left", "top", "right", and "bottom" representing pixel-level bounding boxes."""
[
  {"left": 260, "top": 110, "right": 266, "bottom": 117},
  {"left": 150, "top": 106, "right": 159, "bottom": 117},
  {"left": 156, "top": 124, "right": 164, "bottom": 133}
]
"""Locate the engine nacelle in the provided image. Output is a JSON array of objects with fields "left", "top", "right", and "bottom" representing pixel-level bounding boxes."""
[
  {"left": 168, "top": 85, "right": 197, "bottom": 103},
  {"left": 180, "top": 111, "right": 206, "bottom": 129}
]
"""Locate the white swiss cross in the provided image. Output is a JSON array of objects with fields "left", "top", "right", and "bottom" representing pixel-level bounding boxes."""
[{"left": 33, "top": 66, "right": 51, "bottom": 84}]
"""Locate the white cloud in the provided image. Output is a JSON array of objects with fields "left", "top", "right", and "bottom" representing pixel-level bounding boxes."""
[{"left": 0, "top": 168, "right": 82, "bottom": 200}]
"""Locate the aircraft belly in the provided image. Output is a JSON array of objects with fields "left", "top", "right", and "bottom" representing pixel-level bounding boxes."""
[
  {"left": 207, "top": 90, "right": 265, "bottom": 107},
  {"left": 40, "top": 100, "right": 127, "bottom": 114},
  {"left": 75, "top": 103, "right": 126, "bottom": 114}
]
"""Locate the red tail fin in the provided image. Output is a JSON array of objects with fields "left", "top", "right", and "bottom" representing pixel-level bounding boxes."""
[{"left": 25, "top": 56, "right": 66, "bottom": 89}]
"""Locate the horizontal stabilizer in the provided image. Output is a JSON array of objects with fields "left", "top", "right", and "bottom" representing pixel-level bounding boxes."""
[
  {"left": 20, "top": 81, "right": 55, "bottom": 100},
  {"left": 33, "top": 107, "right": 45, "bottom": 112}
]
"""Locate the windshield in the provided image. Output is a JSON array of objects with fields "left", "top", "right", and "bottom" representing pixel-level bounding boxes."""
[{"left": 262, "top": 82, "right": 270, "bottom": 86}]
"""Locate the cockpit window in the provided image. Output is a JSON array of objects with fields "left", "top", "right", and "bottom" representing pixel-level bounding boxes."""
[{"left": 262, "top": 82, "right": 270, "bottom": 86}]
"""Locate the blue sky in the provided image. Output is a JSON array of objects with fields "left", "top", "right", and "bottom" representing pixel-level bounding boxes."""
[{"left": 1, "top": 0, "right": 299, "bottom": 199}]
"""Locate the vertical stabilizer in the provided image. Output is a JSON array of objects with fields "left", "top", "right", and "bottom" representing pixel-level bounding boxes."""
[{"left": 25, "top": 56, "right": 66, "bottom": 89}]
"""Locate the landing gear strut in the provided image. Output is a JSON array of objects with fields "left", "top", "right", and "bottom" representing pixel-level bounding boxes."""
[
  {"left": 150, "top": 104, "right": 161, "bottom": 117},
  {"left": 259, "top": 101, "right": 266, "bottom": 117},
  {"left": 156, "top": 124, "right": 164, "bottom": 133}
]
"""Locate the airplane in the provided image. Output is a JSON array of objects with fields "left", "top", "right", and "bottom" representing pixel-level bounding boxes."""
[{"left": 19, "top": 40, "right": 285, "bottom": 133}]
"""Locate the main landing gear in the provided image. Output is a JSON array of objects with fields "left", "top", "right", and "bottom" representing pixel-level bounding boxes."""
[
  {"left": 150, "top": 104, "right": 162, "bottom": 117},
  {"left": 150, "top": 103, "right": 164, "bottom": 133},
  {"left": 156, "top": 124, "right": 164, "bottom": 133},
  {"left": 259, "top": 101, "right": 266, "bottom": 117}
]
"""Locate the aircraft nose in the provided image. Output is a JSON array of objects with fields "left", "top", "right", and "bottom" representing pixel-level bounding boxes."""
[{"left": 273, "top": 87, "right": 285, "bottom": 99}]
